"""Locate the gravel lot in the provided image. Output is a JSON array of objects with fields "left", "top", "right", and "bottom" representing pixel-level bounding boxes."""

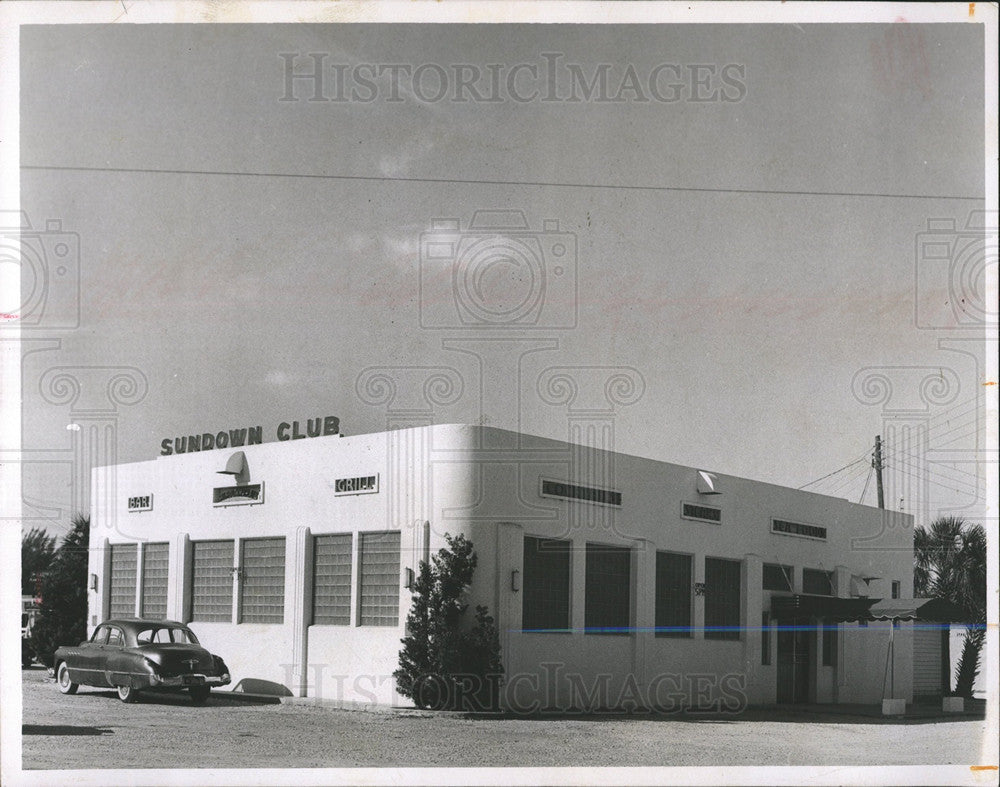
[{"left": 20, "top": 667, "right": 992, "bottom": 770}]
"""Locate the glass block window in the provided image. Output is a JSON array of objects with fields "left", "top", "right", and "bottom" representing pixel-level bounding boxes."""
[
  {"left": 140, "top": 542, "right": 169, "bottom": 618},
  {"left": 313, "top": 533, "right": 352, "bottom": 625},
  {"left": 763, "top": 563, "right": 793, "bottom": 592},
  {"left": 191, "top": 540, "right": 234, "bottom": 622},
  {"left": 109, "top": 544, "right": 138, "bottom": 617},
  {"left": 522, "top": 536, "right": 571, "bottom": 632},
  {"left": 240, "top": 537, "right": 286, "bottom": 624},
  {"left": 359, "top": 531, "right": 401, "bottom": 626},
  {"left": 704, "top": 557, "right": 741, "bottom": 641},
  {"left": 584, "top": 543, "right": 631, "bottom": 634},
  {"left": 655, "top": 551, "right": 692, "bottom": 638},
  {"left": 803, "top": 568, "right": 834, "bottom": 596}
]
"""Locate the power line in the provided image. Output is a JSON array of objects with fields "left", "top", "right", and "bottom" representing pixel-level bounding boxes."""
[
  {"left": 20, "top": 163, "right": 985, "bottom": 202},
  {"left": 798, "top": 452, "right": 870, "bottom": 490},
  {"left": 859, "top": 465, "right": 874, "bottom": 504}
]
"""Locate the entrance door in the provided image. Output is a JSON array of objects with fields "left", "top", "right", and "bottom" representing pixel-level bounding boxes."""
[{"left": 777, "top": 617, "right": 812, "bottom": 703}]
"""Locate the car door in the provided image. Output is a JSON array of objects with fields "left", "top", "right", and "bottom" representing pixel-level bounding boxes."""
[
  {"left": 72, "top": 625, "right": 110, "bottom": 686},
  {"left": 102, "top": 626, "right": 130, "bottom": 687}
]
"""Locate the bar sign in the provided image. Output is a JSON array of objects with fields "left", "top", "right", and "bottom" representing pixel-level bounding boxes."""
[{"left": 128, "top": 494, "right": 153, "bottom": 513}]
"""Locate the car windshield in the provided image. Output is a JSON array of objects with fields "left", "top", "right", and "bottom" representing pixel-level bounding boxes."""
[{"left": 135, "top": 626, "right": 199, "bottom": 645}]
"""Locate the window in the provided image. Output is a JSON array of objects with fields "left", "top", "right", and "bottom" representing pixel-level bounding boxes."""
[
  {"left": 772, "top": 519, "right": 827, "bottom": 540},
  {"left": 91, "top": 626, "right": 110, "bottom": 644},
  {"left": 803, "top": 568, "right": 834, "bottom": 596},
  {"left": 191, "top": 540, "right": 234, "bottom": 622},
  {"left": 541, "top": 479, "right": 622, "bottom": 507},
  {"left": 109, "top": 543, "right": 137, "bottom": 617},
  {"left": 704, "top": 557, "right": 742, "bottom": 641},
  {"left": 522, "top": 536, "right": 571, "bottom": 632},
  {"left": 313, "top": 533, "right": 352, "bottom": 625},
  {"left": 585, "top": 544, "right": 631, "bottom": 634},
  {"left": 359, "top": 531, "right": 401, "bottom": 626},
  {"left": 762, "top": 563, "right": 793, "bottom": 592},
  {"left": 761, "top": 612, "right": 771, "bottom": 665},
  {"left": 240, "top": 537, "right": 286, "bottom": 624},
  {"left": 106, "top": 627, "right": 124, "bottom": 647},
  {"left": 141, "top": 542, "right": 169, "bottom": 618},
  {"left": 681, "top": 503, "right": 722, "bottom": 524},
  {"left": 655, "top": 551, "right": 692, "bottom": 638},
  {"left": 891, "top": 580, "right": 901, "bottom": 599},
  {"left": 822, "top": 620, "right": 838, "bottom": 666}
]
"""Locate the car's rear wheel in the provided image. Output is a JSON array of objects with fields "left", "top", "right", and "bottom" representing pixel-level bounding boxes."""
[
  {"left": 189, "top": 686, "right": 211, "bottom": 704},
  {"left": 56, "top": 662, "right": 78, "bottom": 695},
  {"left": 117, "top": 684, "right": 138, "bottom": 703}
]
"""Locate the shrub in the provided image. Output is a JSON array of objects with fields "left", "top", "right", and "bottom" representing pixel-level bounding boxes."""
[
  {"left": 395, "top": 534, "right": 503, "bottom": 711},
  {"left": 30, "top": 515, "right": 90, "bottom": 667}
]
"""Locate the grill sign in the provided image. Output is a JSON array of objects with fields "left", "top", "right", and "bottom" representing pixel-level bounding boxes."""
[
  {"left": 128, "top": 495, "right": 153, "bottom": 513},
  {"left": 335, "top": 475, "right": 379, "bottom": 496},
  {"left": 213, "top": 483, "right": 264, "bottom": 507}
]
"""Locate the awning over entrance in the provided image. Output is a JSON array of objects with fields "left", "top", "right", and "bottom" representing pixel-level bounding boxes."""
[
  {"left": 769, "top": 594, "right": 967, "bottom": 623},
  {"left": 769, "top": 594, "right": 875, "bottom": 621},
  {"left": 867, "top": 597, "right": 966, "bottom": 622}
]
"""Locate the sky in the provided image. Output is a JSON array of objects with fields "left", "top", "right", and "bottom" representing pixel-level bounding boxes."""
[{"left": 11, "top": 19, "right": 993, "bottom": 537}]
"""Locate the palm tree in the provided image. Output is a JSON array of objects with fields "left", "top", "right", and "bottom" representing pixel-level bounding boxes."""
[{"left": 914, "top": 516, "right": 987, "bottom": 697}]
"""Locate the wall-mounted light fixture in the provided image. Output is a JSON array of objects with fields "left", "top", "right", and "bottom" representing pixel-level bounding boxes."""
[
  {"left": 511, "top": 569, "right": 520, "bottom": 592},
  {"left": 404, "top": 567, "right": 415, "bottom": 589},
  {"left": 89, "top": 573, "right": 98, "bottom": 591}
]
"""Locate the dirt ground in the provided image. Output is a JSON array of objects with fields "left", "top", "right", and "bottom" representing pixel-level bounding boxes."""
[{"left": 18, "top": 667, "right": 994, "bottom": 770}]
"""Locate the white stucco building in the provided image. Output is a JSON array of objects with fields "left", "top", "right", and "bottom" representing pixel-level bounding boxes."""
[{"left": 88, "top": 422, "right": 946, "bottom": 711}]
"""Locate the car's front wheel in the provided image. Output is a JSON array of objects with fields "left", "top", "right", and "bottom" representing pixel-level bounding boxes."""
[
  {"left": 56, "top": 662, "right": 78, "bottom": 695},
  {"left": 117, "top": 684, "right": 138, "bottom": 703},
  {"left": 189, "top": 686, "right": 211, "bottom": 704}
]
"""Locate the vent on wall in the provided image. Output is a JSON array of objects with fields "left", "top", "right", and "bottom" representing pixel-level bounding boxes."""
[
  {"left": 541, "top": 479, "right": 622, "bottom": 507},
  {"left": 681, "top": 502, "right": 722, "bottom": 523}
]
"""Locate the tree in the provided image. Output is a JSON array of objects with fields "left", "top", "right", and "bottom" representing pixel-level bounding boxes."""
[
  {"left": 21, "top": 528, "right": 56, "bottom": 596},
  {"left": 395, "top": 534, "right": 504, "bottom": 711},
  {"left": 30, "top": 514, "right": 90, "bottom": 668},
  {"left": 913, "top": 516, "right": 986, "bottom": 697}
]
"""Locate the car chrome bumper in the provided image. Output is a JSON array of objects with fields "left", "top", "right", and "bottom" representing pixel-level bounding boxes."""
[{"left": 149, "top": 673, "right": 231, "bottom": 688}]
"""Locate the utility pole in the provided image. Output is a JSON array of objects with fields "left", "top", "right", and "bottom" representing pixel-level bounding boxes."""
[{"left": 873, "top": 435, "right": 885, "bottom": 510}]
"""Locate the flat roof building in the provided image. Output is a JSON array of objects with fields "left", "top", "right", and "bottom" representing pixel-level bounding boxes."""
[{"left": 88, "top": 423, "right": 935, "bottom": 711}]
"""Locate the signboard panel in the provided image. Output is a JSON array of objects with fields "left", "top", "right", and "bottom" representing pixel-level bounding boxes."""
[
  {"left": 213, "top": 483, "right": 265, "bottom": 507},
  {"left": 127, "top": 494, "right": 153, "bottom": 513},
  {"left": 334, "top": 474, "right": 379, "bottom": 496}
]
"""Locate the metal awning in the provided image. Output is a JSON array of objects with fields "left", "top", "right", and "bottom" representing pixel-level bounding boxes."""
[
  {"left": 769, "top": 594, "right": 876, "bottom": 621},
  {"left": 867, "top": 597, "right": 966, "bottom": 622},
  {"left": 770, "top": 594, "right": 967, "bottom": 623}
]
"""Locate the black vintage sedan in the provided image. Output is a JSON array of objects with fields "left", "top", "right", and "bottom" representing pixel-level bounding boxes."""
[{"left": 54, "top": 618, "right": 231, "bottom": 704}]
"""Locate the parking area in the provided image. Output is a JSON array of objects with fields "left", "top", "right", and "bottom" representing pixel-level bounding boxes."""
[{"left": 20, "top": 667, "right": 993, "bottom": 770}]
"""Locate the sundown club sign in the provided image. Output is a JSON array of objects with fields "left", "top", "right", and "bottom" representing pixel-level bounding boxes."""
[{"left": 160, "top": 416, "right": 340, "bottom": 456}]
